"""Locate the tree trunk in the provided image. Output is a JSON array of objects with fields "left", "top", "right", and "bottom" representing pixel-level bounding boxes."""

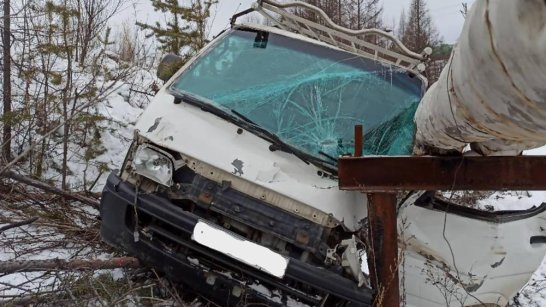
[
  {"left": 61, "top": 0, "right": 73, "bottom": 191},
  {"left": 0, "top": 217, "right": 38, "bottom": 234},
  {"left": 0, "top": 170, "right": 100, "bottom": 208},
  {"left": 2, "top": 0, "right": 12, "bottom": 161},
  {"left": 338, "top": 0, "right": 342, "bottom": 25},
  {"left": 357, "top": 1, "right": 361, "bottom": 29}
]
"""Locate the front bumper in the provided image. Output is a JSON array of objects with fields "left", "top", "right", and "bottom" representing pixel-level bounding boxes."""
[{"left": 100, "top": 172, "right": 372, "bottom": 306}]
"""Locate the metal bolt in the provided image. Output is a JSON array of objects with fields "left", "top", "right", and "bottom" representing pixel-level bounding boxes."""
[
  {"left": 232, "top": 286, "right": 242, "bottom": 297},
  {"left": 206, "top": 274, "right": 216, "bottom": 285}
]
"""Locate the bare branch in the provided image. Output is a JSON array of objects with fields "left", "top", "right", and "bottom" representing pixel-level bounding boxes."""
[
  {"left": 0, "top": 257, "right": 141, "bottom": 274},
  {"left": 0, "top": 171, "right": 99, "bottom": 208},
  {"left": 0, "top": 217, "right": 38, "bottom": 234}
]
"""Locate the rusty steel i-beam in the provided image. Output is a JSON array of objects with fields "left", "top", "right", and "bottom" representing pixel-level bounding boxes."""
[
  {"left": 339, "top": 155, "right": 546, "bottom": 191},
  {"left": 338, "top": 148, "right": 546, "bottom": 306},
  {"left": 366, "top": 192, "right": 398, "bottom": 307}
]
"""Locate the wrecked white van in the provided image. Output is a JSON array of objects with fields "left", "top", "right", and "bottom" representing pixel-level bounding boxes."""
[{"left": 100, "top": 1, "right": 546, "bottom": 306}]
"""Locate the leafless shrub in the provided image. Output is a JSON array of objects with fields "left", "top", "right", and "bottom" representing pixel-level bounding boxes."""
[{"left": 116, "top": 20, "right": 137, "bottom": 63}]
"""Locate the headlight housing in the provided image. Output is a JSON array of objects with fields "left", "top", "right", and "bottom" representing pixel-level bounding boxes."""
[{"left": 132, "top": 144, "right": 174, "bottom": 186}]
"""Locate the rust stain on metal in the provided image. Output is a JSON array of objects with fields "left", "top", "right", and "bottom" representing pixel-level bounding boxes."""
[
  {"left": 198, "top": 192, "right": 213, "bottom": 205},
  {"left": 367, "top": 192, "right": 399, "bottom": 307},
  {"left": 295, "top": 230, "right": 310, "bottom": 245}
]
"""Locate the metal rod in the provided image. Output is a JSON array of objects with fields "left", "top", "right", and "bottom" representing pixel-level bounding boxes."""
[
  {"left": 354, "top": 125, "right": 363, "bottom": 157},
  {"left": 367, "top": 192, "right": 399, "bottom": 307}
]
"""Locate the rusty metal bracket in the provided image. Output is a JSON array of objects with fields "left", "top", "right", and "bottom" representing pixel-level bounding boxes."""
[
  {"left": 366, "top": 192, "right": 398, "bottom": 307},
  {"left": 339, "top": 155, "right": 546, "bottom": 191}
]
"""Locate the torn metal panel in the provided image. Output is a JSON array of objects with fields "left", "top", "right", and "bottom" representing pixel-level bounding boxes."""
[
  {"left": 414, "top": 0, "right": 546, "bottom": 155},
  {"left": 147, "top": 117, "right": 162, "bottom": 133},
  {"left": 401, "top": 193, "right": 546, "bottom": 306}
]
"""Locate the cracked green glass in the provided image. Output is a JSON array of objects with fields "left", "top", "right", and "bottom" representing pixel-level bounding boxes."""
[{"left": 172, "top": 29, "right": 424, "bottom": 164}]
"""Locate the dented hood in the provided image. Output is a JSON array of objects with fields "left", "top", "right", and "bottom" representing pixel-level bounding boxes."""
[{"left": 135, "top": 88, "right": 368, "bottom": 231}]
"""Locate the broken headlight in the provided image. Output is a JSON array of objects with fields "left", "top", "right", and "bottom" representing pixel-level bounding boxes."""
[{"left": 132, "top": 145, "right": 174, "bottom": 186}]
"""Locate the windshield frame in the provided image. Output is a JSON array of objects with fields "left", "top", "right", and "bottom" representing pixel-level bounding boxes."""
[{"left": 167, "top": 25, "right": 425, "bottom": 172}]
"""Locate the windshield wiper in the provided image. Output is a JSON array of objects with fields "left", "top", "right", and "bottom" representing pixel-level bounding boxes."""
[
  {"left": 231, "top": 110, "right": 338, "bottom": 173},
  {"left": 230, "top": 109, "right": 258, "bottom": 126},
  {"left": 318, "top": 151, "right": 338, "bottom": 163},
  {"left": 230, "top": 109, "right": 313, "bottom": 165},
  {"left": 171, "top": 91, "right": 233, "bottom": 122},
  {"left": 170, "top": 90, "right": 336, "bottom": 173}
]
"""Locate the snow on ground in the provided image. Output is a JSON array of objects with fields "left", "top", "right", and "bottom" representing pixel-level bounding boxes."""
[
  {"left": 63, "top": 70, "right": 154, "bottom": 192},
  {"left": 0, "top": 64, "right": 155, "bottom": 301},
  {"left": 0, "top": 225, "right": 64, "bottom": 296},
  {"left": 89, "top": 67, "right": 157, "bottom": 191},
  {"left": 91, "top": 85, "right": 147, "bottom": 190},
  {"left": 0, "top": 213, "right": 105, "bottom": 298}
]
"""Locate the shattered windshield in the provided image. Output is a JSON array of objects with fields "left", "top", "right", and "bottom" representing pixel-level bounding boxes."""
[{"left": 172, "top": 28, "right": 423, "bottom": 164}]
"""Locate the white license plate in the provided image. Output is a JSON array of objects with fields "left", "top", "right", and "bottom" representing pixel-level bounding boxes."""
[{"left": 192, "top": 221, "right": 289, "bottom": 278}]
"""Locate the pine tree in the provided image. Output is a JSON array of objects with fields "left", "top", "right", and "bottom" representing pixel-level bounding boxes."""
[
  {"left": 399, "top": 0, "right": 440, "bottom": 52},
  {"left": 137, "top": 0, "right": 218, "bottom": 60}
]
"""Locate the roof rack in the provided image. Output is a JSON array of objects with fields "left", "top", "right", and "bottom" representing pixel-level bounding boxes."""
[{"left": 232, "top": 0, "right": 430, "bottom": 78}]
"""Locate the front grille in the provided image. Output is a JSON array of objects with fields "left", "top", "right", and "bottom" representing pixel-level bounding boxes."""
[{"left": 126, "top": 205, "right": 324, "bottom": 305}]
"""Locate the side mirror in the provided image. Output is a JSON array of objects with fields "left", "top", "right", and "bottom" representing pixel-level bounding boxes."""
[{"left": 157, "top": 54, "right": 184, "bottom": 82}]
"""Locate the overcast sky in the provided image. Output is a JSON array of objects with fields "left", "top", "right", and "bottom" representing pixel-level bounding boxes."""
[{"left": 119, "top": 0, "right": 475, "bottom": 44}]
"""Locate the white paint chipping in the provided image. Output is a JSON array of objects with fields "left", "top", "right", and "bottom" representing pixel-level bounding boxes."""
[{"left": 192, "top": 221, "right": 289, "bottom": 278}]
